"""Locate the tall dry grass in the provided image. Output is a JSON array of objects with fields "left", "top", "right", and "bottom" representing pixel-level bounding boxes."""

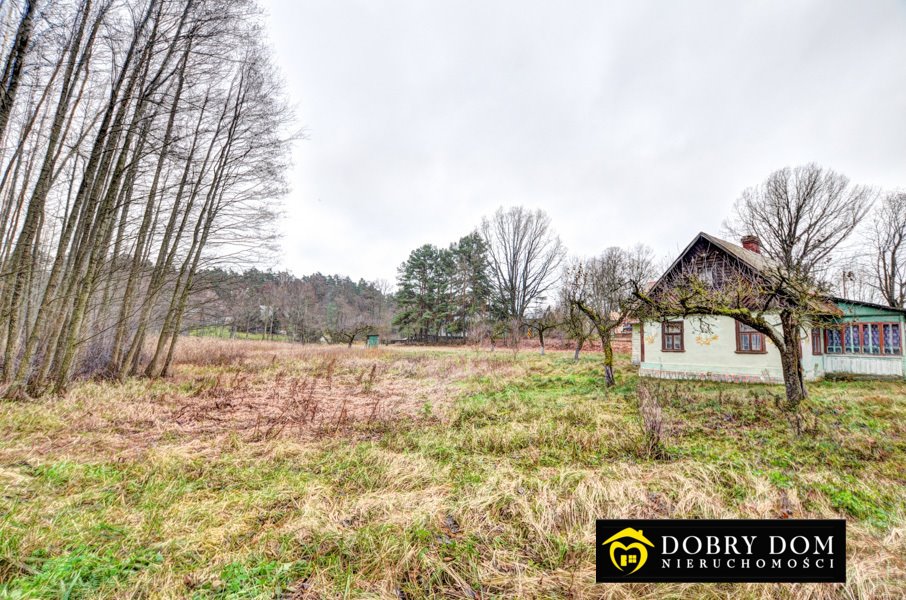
[{"left": 0, "top": 338, "right": 903, "bottom": 598}]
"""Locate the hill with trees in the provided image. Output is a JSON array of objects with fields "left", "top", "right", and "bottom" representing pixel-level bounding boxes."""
[{"left": 187, "top": 269, "right": 394, "bottom": 346}]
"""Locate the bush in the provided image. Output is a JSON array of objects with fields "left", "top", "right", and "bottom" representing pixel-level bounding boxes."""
[{"left": 637, "top": 382, "right": 669, "bottom": 460}]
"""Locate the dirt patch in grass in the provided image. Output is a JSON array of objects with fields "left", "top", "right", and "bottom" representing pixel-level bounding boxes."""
[
  {"left": 167, "top": 368, "right": 423, "bottom": 442},
  {"left": 0, "top": 341, "right": 525, "bottom": 461}
]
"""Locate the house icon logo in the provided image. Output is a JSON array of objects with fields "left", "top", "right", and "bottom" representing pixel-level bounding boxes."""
[{"left": 601, "top": 527, "right": 654, "bottom": 575}]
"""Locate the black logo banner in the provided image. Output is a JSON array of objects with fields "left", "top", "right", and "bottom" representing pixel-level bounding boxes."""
[{"left": 596, "top": 519, "right": 846, "bottom": 583}]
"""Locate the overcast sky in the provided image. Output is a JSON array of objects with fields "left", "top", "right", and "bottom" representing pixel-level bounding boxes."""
[{"left": 261, "top": 0, "right": 906, "bottom": 284}]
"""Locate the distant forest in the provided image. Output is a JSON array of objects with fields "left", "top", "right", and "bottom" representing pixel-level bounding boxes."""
[
  {"left": 187, "top": 270, "right": 394, "bottom": 345},
  {"left": 188, "top": 208, "right": 573, "bottom": 348}
]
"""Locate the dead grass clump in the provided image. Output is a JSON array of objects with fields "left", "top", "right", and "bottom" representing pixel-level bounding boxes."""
[
  {"left": 0, "top": 343, "right": 479, "bottom": 461},
  {"left": 636, "top": 382, "right": 669, "bottom": 460},
  {"left": 171, "top": 337, "right": 249, "bottom": 368}
]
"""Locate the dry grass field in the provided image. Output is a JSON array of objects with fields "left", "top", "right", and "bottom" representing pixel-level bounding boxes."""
[{"left": 1, "top": 338, "right": 905, "bottom": 599}]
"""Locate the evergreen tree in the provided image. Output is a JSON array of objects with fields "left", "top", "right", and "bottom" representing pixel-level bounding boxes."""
[
  {"left": 448, "top": 231, "right": 492, "bottom": 334},
  {"left": 393, "top": 244, "right": 455, "bottom": 336}
]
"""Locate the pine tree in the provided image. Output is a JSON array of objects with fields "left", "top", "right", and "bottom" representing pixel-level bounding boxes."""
[
  {"left": 393, "top": 244, "right": 455, "bottom": 337},
  {"left": 448, "top": 231, "right": 491, "bottom": 334}
]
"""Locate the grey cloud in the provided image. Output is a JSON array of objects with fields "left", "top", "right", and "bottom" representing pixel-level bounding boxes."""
[{"left": 263, "top": 0, "right": 906, "bottom": 282}]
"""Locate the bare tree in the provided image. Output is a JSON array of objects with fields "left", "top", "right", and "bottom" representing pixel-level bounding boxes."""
[
  {"left": 637, "top": 164, "right": 874, "bottom": 410},
  {"left": 0, "top": 0, "right": 293, "bottom": 396},
  {"left": 524, "top": 304, "right": 561, "bottom": 355},
  {"left": 726, "top": 164, "right": 874, "bottom": 279},
  {"left": 827, "top": 258, "right": 876, "bottom": 304},
  {"left": 327, "top": 307, "right": 374, "bottom": 348},
  {"left": 869, "top": 191, "right": 906, "bottom": 308},
  {"left": 0, "top": 0, "right": 36, "bottom": 141},
  {"left": 481, "top": 206, "right": 565, "bottom": 332},
  {"left": 559, "top": 259, "right": 593, "bottom": 362},
  {"left": 566, "top": 245, "right": 653, "bottom": 386}
]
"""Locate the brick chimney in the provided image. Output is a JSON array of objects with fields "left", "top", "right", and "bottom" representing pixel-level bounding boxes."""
[{"left": 741, "top": 235, "right": 761, "bottom": 254}]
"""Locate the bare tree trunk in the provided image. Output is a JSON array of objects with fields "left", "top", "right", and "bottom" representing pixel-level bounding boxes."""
[
  {"left": 155, "top": 183, "right": 226, "bottom": 378},
  {"left": 35, "top": 1, "right": 166, "bottom": 391},
  {"left": 0, "top": 0, "right": 97, "bottom": 384},
  {"left": 602, "top": 334, "right": 615, "bottom": 387},
  {"left": 0, "top": 0, "right": 289, "bottom": 395},
  {"left": 119, "top": 86, "right": 226, "bottom": 379},
  {"left": 52, "top": 105, "right": 148, "bottom": 393},
  {"left": 8, "top": 0, "right": 140, "bottom": 388},
  {"left": 43, "top": 8, "right": 168, "bottom": 393},
  {"left": 779, "top": 311, "right": 807, "bottom": 410},
  {"left": 94, "top": 114, "right": 153, "bottom": 349},
  {"left": 0, "top": 0, "right": 35, "bottom": 141},
  {"left": 148, "top": 138, "right": 233, "bottom": 378},
  {"left": 111, "top": 50, "right": 195, "bottom": 375}
]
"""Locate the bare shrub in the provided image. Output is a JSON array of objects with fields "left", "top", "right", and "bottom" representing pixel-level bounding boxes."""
[
  {"left": 637, "top": 381, "right": 669, "bottom": 460},
  {"left": 356, "top": 363, "right": 379, "bottom": 394},
  {"left": 251, "top": 374, "right": 323, "bottom": 441}
]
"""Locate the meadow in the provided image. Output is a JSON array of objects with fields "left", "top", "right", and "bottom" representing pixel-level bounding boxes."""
[{"left": 1, "top": 339, "right": 904, "bottom": 599}]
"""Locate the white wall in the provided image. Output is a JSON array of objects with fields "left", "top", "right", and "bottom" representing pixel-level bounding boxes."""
[
  {"left": 824, "top": 355, "right": 904, "bottom": 378},
  {"left": 630, "top": 323, "right": 641, "bottom": 365},
  {"left": 637, "top": 315, "right": 819, "bottom": 383}
]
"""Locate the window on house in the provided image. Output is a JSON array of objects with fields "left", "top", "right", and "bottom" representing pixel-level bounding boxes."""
[
  {"left": 844, "top": 324, "right": 861, "bottom": 353},
  {"left": 883, "top": 324, "right": 902, "bottom": 355},
  {"left": 825, "top": 329, "right": 843, "bottom": 353},
  {"left": 735, "top": 321, "right": 765, "bottom": 353},
  {"left": 811, "top": 328, "right": 823, "bottom": 355},
  {"left": 662, "top": 321, "right": 684, "bottom": 352},
  {"left": 825, "top": 322, "right": 901, "bottom": 355},
  {"left": 862, "top": 324, "right": 881, "bottom": 355}
]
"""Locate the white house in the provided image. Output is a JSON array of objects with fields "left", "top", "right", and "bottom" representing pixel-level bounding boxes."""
[{"left": 631, "top": 233, "right": 906, "bottom": 382}]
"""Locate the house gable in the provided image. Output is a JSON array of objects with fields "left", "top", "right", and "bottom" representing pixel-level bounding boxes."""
[
  {"left": 652, "top": 233, "right": 768, "bottom": 296},
  {"left": 648, "top": 232, "right": 839, "bottom": 317}
]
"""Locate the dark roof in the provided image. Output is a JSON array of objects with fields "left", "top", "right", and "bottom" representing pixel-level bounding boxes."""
[
  {"left": 653, "top": 232, "right": 771, "bottom": 292},
  {"left": 652, "top": 232, "right": 842, "bottom": 315},
  {"left": 699, "top": 232, "right": 774, "bottom": 272},
  {"left": 692, "top": 238, "right": 902, "bottom": 315}
]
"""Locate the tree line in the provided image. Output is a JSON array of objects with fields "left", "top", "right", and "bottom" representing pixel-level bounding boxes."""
[
  {"left": 392, "top": 206, "right": 654, "bottom": 385},
  {"left": 0, "top": 0, "right": 291, "bottom": 397},
  {"left": 189, "top": 269, "right": 394, "bottom": 346}
]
